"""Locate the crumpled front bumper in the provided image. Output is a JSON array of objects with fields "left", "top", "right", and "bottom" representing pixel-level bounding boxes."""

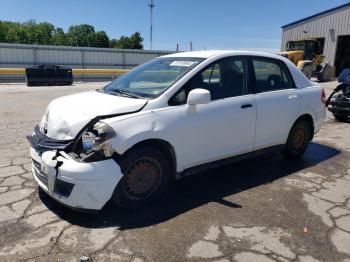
[{"left": 30, "top": 147, "right": 123, "bottom": 211}]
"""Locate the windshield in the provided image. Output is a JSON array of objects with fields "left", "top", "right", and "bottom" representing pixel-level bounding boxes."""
[
  {"left": 103, "top": 57, "right": 204, "bottom": 98},
  {"left": 286, "top": 41, "right": 305, "bottom": 51}
]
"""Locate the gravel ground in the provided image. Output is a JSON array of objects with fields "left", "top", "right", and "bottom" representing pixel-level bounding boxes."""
[{"left": 0, "top": 80, "right": 349, "bottom": 262}]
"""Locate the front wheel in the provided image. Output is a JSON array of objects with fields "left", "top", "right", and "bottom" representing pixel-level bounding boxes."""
[
  {"left": 333, "top": 114, "right": 349, "bottom": 122},
  {"left": 113, "top": 147, "right": 170, "bottom": 209},
  {"left": 282, "top": 119, "right": 311, "bottom": 159}
]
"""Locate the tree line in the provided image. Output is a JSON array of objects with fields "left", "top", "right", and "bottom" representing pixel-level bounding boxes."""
[{"left": 0, "top": 20, "right": 144, "bottom": 49}]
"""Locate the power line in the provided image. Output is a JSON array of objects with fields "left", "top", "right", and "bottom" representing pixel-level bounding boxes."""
[{"left": 148, "top": 0, "right": 155, "bottom": 50}]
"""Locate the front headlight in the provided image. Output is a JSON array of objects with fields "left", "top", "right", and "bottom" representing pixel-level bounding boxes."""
[{"left": 82, "top": 122, "right": 116, "bottom": 156}]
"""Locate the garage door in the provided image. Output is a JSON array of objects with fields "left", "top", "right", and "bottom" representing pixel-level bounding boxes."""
[{"left": 335, "top": 35, "right": 350, "bottom": 76}]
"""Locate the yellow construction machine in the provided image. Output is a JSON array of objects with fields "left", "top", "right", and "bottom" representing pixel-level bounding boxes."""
[{"left": 279, "top": 39, "right": 333, "bottom": 82}]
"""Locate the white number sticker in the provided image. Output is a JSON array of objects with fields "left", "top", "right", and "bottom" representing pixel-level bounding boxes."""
[{"left": 170, "top": 61, "right": 196, "bottom": 67}]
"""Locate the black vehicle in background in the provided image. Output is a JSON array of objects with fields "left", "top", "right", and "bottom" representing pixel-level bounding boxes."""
[
  {"left": 326, "top": 69, "right": 350, "bottom": 122},
  {"left": 25, "top": 65, "right": 73, "bottom": 86}
]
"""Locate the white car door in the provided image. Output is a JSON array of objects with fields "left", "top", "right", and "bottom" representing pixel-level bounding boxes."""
[
  {"left": 169, "top": 57, "right": 257, "bottom": 169},
  {"left": 251, "top": 57, "right": 301, "bottom": 150}
]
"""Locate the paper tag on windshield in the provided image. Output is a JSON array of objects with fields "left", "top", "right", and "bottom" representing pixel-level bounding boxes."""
[{"left": 170, "top": 61, "right": 196, "bottom": 67}]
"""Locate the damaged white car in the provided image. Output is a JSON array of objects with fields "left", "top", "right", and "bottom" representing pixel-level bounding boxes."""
[{"left": 28, "top": 51, "right": 326, "bottom": 211}]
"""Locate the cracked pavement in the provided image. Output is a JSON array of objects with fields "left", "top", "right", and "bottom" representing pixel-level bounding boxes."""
[{"left": 0, "top": 81, "right": 349, "bottom": 262}]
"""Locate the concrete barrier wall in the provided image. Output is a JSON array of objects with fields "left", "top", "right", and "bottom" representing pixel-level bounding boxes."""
[{"left": 0, "top": 43, "right": 173, "bottom": 82}]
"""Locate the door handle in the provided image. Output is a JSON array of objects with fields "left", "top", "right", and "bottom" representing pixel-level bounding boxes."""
[
  {"left": 241, "top": 103, "right": 252, "bottom": 109},
  {"left": 288, "top": 94, "right": 298, "bottom": 99}
]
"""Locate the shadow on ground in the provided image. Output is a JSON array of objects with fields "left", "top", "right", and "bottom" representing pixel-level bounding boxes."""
[{"left": 39, "top": 142, "right": 340, "bottom": 229}]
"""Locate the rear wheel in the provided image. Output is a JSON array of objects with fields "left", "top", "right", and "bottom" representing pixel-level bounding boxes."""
[
  {"left": 282, "top": 119, "right": 311, "bottom": 159},
  {"left": 113, "top": 147, "right": 170, "bottom": 209},
  {"left": 301, "top": 64, "right": 313, "bottom": 79},
  {"left": 317, "top": 64, "right": 332, "bottom": 82}
]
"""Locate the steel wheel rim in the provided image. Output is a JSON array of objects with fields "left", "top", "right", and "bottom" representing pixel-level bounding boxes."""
[
  {"left": 292, "top": 127, "right": 306, "bottom": 150},
  {"left": 123, "top": 157, "right": 162, "bottom": 199}
]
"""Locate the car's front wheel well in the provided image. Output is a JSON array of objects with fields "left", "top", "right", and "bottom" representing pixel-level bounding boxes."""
[
  {"left": 293, "top": 114, "right": 314, "bottom": 140},
  {"left": 113, "top": 139, "right": 177, "bottom": 179}
]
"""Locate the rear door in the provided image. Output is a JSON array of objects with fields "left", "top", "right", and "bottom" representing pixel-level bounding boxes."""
[{"left": 251, "top": 57, "right": 300, "bottom": 150}]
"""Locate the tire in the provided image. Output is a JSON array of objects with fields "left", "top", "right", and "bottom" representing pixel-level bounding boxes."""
[
  {"left": 282, "top": 119, "right": 311, "bottom": 159},
  {"left": 112, "top": 147, "right": 170, "bottom": 209},
  {"left": 302, "top": 65, "right": 313, "bottom": 79},
  {"left": 317, "top": 64, "right": 332, "bottom": 82},
  {"left": 333, "top": 114, "right": 349, "bottom": 122}
]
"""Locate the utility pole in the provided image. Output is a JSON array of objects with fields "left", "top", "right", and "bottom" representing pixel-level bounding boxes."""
[{"left": 148, "top": 0, "right": 155, "bottom": 50}]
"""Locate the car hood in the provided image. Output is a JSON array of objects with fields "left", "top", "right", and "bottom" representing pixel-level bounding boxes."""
[{"left": 43, "top": 90, "right": 148, "bottom": 140}]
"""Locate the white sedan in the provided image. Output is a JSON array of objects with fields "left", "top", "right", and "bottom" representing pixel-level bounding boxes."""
[{"left": 27, "top": 50, "right": 326, "bottom": 211}]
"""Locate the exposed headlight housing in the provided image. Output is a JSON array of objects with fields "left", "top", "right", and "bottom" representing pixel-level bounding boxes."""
[
  {"left": 40, "top": 109, "right": 49, "bottom": 134},
  {"left": 81, "top": 122, "right": 116, "bottom": 157}
]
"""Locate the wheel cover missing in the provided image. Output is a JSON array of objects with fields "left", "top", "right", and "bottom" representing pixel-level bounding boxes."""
[
  {"left": 293, "top": 127, "right": 306, "bottom": 150},
  {"left": 124, "top": 157, "right": 161, "bottom": 198}
]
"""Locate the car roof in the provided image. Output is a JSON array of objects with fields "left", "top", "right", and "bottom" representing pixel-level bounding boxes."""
[
  {"left": 161, "top": 50, "right": 316, "bottom": 89},
  {"left": 161, "top": 50, "right": 284, "bottom": 60}
]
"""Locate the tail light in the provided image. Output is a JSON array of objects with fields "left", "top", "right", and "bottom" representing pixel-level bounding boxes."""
[{"left": 321, "top": 88, "right": 326, "bottom": 105}]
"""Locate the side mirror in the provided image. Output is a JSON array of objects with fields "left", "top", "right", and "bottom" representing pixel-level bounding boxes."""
[{"left": 187, "top": 89, "right": 211, "bottom": 105}]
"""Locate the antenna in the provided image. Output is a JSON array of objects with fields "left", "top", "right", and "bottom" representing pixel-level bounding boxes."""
[{"left": 148, "top": 0, "right": 155, "bottom": 50}]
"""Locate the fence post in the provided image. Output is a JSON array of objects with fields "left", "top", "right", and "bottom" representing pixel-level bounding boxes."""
[
  {"left": 33, "top": 47, "right": 38, "bottom": 65},
  {"left": 81, "top": 49, "right": 85, "bottom": 82},
  {"left": 122, "top": 53, "right": 126, "bottom": 69}
]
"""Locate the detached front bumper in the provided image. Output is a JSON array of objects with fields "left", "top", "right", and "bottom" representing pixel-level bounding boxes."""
[
  {"left": 328, "top": 101, "right": 350, "bottom": 116},
  {"left": 30, "top": 147, "right": 123, "bottom": 211}
]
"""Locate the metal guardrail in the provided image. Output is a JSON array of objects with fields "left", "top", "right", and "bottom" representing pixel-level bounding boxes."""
[
  {"left": 0, "top": 68, "right": 26, "bottom": 74},
  {"left": 72, "top": 69, "right": 129, "bottom": 75},
  {"left": 0, "top": 68, "right": 130, "bottom": 75}
]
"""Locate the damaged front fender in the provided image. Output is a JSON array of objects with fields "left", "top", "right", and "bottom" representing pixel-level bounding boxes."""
[{"left": 27, "top": 101, "right": 148, "bottom": 154}]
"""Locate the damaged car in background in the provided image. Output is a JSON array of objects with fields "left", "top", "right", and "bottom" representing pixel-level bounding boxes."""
[
  {"left": 27, "top": 50, "right": 326, "bottom": 212},
  {"left": 326, "top": 68, "right": 350, "bottom": 122}
]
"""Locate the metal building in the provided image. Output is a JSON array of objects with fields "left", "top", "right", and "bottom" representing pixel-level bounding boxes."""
[
  {"left": 281, "top": 2, "right": 350, "bottom": 75},
  {"left": 0, "top": 43, "right": 172, "bottom": 81}
]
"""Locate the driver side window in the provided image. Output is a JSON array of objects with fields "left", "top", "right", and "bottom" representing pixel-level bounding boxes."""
[{"left": 169, "top": 57, "right": 246, "bottom": 105}]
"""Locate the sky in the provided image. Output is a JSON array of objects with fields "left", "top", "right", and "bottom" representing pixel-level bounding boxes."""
[{"left": 1, "top": 0, "right": 349, "bottom": 52}]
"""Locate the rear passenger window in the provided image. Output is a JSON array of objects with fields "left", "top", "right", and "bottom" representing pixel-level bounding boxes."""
[{"left": 253, "top": 59, "right": 293, "bottom": 92}]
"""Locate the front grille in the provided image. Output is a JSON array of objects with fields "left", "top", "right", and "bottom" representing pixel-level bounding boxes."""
[
  {"left": 329, "top": 101, "right": 350, "bottom": 108},
  {"left": 33, "top": 168, "right": 48, "bottom": 186},
  {"left": 32, "top": 159, "right": 48, "bottom": 187},
  {"left": 27, "top": 125, "right": 73, "bottom": 152},
  {"left": 32, "top": 158, "right": 41, "bottom": 170}
]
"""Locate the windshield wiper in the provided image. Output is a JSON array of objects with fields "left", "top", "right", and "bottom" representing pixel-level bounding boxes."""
[{"left": 106, "top": 89, "right": 143, "bottom": 99}]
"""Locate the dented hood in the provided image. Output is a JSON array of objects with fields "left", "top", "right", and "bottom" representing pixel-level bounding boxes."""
[{"left": 43, "top": 90, "right": 148, "bottom": 140}]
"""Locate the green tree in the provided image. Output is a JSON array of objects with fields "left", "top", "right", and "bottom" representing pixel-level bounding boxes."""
[
  {"left": 22, "top": 20, "right": 54, "bottom": 45},
  {"left": 51, "top": 27, "right": 68, "bottom": 46},
  {"left": 6, "top": 24, "right": 29, "bottom": 44},
  {"left": 67, "top": 24, "right": 96, "bottom": 47},
  {"left": 111, "top": 32, "right": 144, "bottom": 49},
  {"left": 0, "top": 20, "right": 144, "bottom": 50},
  {"left": 0, "top": 21, "right": 11, "bottom": 42},
  {"left": 92, "top": 31, "right": 109, "bottom": 48},
  {"left": 35, "top": 22, "right": 54, "bottom": 44},
  {"left": 129, "top": 32, "right": 144, "bottom": 49}
]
